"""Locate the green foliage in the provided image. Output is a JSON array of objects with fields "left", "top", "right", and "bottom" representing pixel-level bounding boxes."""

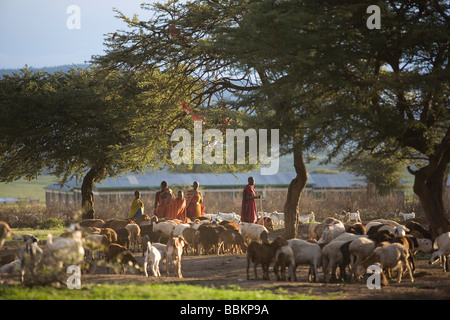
[
  {"left": 0, "top": 283, "right": 321, "bottom": 300},
  {"left": 0, "top": 65, "right": 191, "bottom": 186},
  {"left": 339, "top": 152, "right": 406, "bottom": 196},
  {"left": 37, "top": 218, "right": 66, "bottom": 230}
]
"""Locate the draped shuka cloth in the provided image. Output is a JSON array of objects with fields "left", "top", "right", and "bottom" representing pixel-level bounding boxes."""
[
  {"left": 129, "top": 198, "right": 144, "bottom": 219},
  {"left": 167, "top": 197, "right": 187, "bottom": 221},
  {"left": 155, "top": 187, "right": 175, "bottom": 219},
  {"left": 186, "top": 189, "right": 205, "bottom": 218},
  {"left": 240, "top": 184, "right": 257, "bottom": 223}
]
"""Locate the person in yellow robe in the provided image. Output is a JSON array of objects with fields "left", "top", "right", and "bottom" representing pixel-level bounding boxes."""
[
  {"left": 186, "top": 181, "right": 205, "bottom": 219},
  {"left": 129, "top": 190, "right": 144, "bottom": 219}
]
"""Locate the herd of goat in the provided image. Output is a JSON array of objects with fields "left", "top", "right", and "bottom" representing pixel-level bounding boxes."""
[{"left": 0, "top": 209, "right": 449, "bottom": 288}]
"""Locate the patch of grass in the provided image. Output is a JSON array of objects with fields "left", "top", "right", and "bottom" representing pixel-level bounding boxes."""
[
  {"left": 0, "top": 175, "right": 58, "bottom": 202},
  {"left": 0, "top": 283, "right": 321, "bottom": 300},
  {"left": 9, "top": 227, "right": 66, "bottom": 242}
]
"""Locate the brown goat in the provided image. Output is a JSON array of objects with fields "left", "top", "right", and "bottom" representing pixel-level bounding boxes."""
[
  {"left": 106, "top": 243, "right": 142, "bottom": 274},
  {"left": 166, "top": 236, "right": 186, "bottom": 278},
  {"left": 246, "top": 237, "right": 284, "bottom": 280}
]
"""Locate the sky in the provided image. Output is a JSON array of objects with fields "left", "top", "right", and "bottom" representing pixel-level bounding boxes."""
[{"left": 0, "top": 0, "right": 153, "bottom": 69}]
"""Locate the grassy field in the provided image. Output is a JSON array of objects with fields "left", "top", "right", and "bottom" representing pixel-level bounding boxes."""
[
  {"left": 0, "top": 283, "right": 321, "bottom": 300},
  {"left": 0, "top": 175, "right": 58, "bottom": 202}
]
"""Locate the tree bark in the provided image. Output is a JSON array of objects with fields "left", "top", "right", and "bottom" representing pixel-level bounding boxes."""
[
  {"left": 284, "top": 143, "right": 308, "bottom": 239},
  {"left": 408, "top": 149, "right": 450, "bottom": 238},
  {"left": 81, "top": 167, "right": 102, "bottom": 220}
]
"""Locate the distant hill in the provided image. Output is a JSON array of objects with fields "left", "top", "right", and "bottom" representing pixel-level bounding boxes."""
[{"left": 0, "top": 64, "right": 89, "bottom": 77}]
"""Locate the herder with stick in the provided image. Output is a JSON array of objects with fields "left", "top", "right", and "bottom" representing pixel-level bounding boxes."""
[{"left": 240, "top": 176, "right": 262, "bottom": 224}]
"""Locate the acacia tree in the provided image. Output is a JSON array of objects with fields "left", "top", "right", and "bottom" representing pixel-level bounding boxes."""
[
  {"left": 95, "top": 0, "right": 448, "bottom": 238},
  {"left": 296, "top": 1, "right": 450, "bottom": 236},
  {"left": 94, "top": 0, "right": 313, "bottom": 238},
  {"left": 0, "top": 67, "right": 191, "bottom": 219}
]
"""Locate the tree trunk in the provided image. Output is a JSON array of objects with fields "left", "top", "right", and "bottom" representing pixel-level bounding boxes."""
[
  {"left": 408, "top": 150, "right": 450, "bottom": 238},
  {"left": 81, "top": 168, "right": 101, "bottom": 220},
  {"left": 284, "top": 145, "right": 308, "bottom": 239}
]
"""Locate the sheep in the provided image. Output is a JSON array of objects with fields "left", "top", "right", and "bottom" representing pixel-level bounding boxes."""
[
  {"left": 83, "top": 233, "right": 110, "bottom": 265},
  {"left": 0, "top": 256, "right": 21, "bottom": 274},
  {"left": 171, "top": 223, "right": 194, "bottom": 237},
  {"left": 246, "top": 239, "right": 282, "bottom": 280},
  {"left": 0, "top": 221, "right": 13, "bottom": 249},
  {"left": 166, "top": 236, "right": 186, "bottom": 278},
  {"left": 79, "top": 219, "right": 105, "bottom": 229},
  {"left": 16, "top": 235, "right": 43, "bottom": 282},
  {"left": 218, "top": 229, "right": 247, "bottom": 254},
  {"left": 99, "top": 228, "right": 118, "bottom": 244},
  {"left": 273, "top": 237, "right": 296, "bottom": 281},
  {"left": 217, "top": 212, "right": 241, "bottom": 223},
  {"left": 317, "top": 220, "right": 346, "bottom": 246},
  {"left": 399, "top": 212, "right": 415, "bottom": 220},
  {"left": 105, "top": 243, "right": 142, "bottom": 274},
  {"left": 182, "top": 227, "right": 200, "bottom": 255},
  {"left": 287, "top": 239, "right": 322, "bottom": 282},
  {"left": 239, "top": 222, "right": 269, "bottom": 244},
  {"left": 348, "top": 237, "right": 376, "bottom": 282},
  {"left": 153, "top": 220, "right": 178, "bottom": 239},
  {"left": 125, "top": 223, "right": 141, "bottom": 252},
  {"left": 268, "top": 211, "right": 284, "bottom": 225},
  {"left": 346, "top": 222, "right": 367, "bottom": 235},
  {"left": 366, "top": 219, "right": 409, "bottom": 236},
  {"left": 404, "top": 220, "right": 431, "bottom": 239},
  {"left": 143, "top": 241, "right": 161, "bottom": 277},
  {"left": 115, "top": 227, "right": 131, "bottom": 249},
  {"left": 256, "top": 216, "right": 275, "bottom": 231},
  {"left": 308, "top": 217, "right": 342, "bottom": 241},
  {"left": 140, "top": 225, "right": 163, "bottom": 244},
  {"left": 197, "top": 224, "right": 220, "bottom": 255},
  {"left": 356, "top": 243, "right": 414, "bottom": 284},
  {"left": 219, "top": 220, "right": 240, "bottom": 232},
  {"left": 366, "top": 222, "right": 408, "bottom": 237},
  {"left": 321, "top": 240, "right": 349, "bottom": 283},
  {"left": 429, "top": 232, "right": 450, "bottom": 272},
  {"left": 104, "top": 219, "right": 135, "bottom": 230},
  {"left": 46, "top": 225, "right": 85, "bottom": 269}
]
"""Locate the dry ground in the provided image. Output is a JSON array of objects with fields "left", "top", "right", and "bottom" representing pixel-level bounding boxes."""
[{"left": 1, "top": 224, "right": 450, "bottom": 300}]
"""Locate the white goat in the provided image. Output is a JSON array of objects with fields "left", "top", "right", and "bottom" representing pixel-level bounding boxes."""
[
  {"left": 274, "top": 245, "right": 296, "bottom": 281},
  {"left": 299, "top": 212, "right": 315, "bottom": 223},
  {"left": 153, "top": 220, "right": 178, "bottom": 238},
  {"left": 348, "top": 237, "right": 376, "bottom": 282},
  {"left": 429, "top": 232, "right": 450, "bottom": 272},
  {"left": 356, "top": 243, "right": 414, "bottom": 283},
  {"left": 239, "top": 222, "right": 269, "bottom": 243},
  {"left": 143, "top": 241, "right": 161, "bottom": 277},
  {"left": 217, "top": 212, "right": 241, "bottom": 223},
  {"left": 399, "top": 212, "right": 415, "bottom": 220},
  {"left": 317, "top": 220, "right": 346, "bottom": 245},
  {"left": 321, "top": 240, "right": 348, "bottom": 283},
  {"left": 125, "top": 223, "right": 141, "bottom": 252},
  {"left": 269, "top": 212, "right": 285, "bottom": 225},
  {"left": 287, "top": 239, "right": 322, "bottom": 282},
  {"left": 46, "top": 227, "right": 85, "bottom": 269}
]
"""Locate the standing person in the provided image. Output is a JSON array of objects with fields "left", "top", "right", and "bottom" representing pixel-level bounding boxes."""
[
  {"left": 186, "top": 181, "right": 205, "bottom": 219},
  {"left": 129, "top": 190, "right": 144, "bottom": 219},
  {"left": 240, "top": 177, "right": 262, "bottom": 223},
  {"left": 154, "top": 181, "right": 174, "bottom": 219},
  {"left": 168, "top": 190, "right": 187, "bottom": 222}
]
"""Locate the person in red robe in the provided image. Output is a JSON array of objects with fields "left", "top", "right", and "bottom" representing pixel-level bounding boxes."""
[
  {"left": 167, "top": 190, "right": 187, "bottom": 221},
  {"left": 240, "top": 177, "right": 262, "bottom": 224},
  {"left": 154, "top": 181, "right": 175, "bottom": 219}
]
